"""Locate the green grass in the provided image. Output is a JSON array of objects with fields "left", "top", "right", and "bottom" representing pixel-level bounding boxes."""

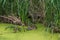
[{"left": 0, "top": 23, "right": 60, "bottom": 40}]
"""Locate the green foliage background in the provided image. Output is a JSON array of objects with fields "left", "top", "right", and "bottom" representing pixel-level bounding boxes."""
[
  {"left": 45, "top": 0, "right": 60, "bottom": 27},
  {"left": 0, "top": 0, "right": 60, "bottom": 27}
]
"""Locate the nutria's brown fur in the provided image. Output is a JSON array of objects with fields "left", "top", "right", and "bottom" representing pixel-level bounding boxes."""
[{"left": 0, "top": 16, "right": 23, "bottom": 25}]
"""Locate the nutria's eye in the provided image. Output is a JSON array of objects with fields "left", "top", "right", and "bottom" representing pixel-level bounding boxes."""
[
  {"left": 38, "top": 16, "right": 40, "bottom": 19},
  {"left": 28, "top": 16, "right": 31, "bottom": 18}
]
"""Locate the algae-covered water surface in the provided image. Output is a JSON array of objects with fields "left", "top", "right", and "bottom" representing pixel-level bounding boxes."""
[{"left": 0, "top": 23, "right": 60, "bottom": 40}]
